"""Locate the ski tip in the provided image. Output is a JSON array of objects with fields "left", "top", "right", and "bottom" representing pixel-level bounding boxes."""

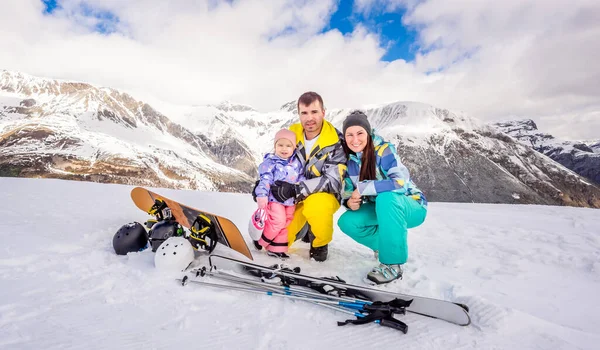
[{"left": 455, "top": 302, "right": 470, "bottom": 313}]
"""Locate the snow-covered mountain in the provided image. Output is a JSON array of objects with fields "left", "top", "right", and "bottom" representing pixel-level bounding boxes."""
[
  {"left": 2, "top": 70, "right": 600, "bottom": 208},
  {"left": 0, "top": 70, "right": 255, "bottom": 192},
  {"left": 493, "top": 119, "right": 600, "bottom": 186},
  {"left": 587, "top": 141, "right": 600, "bottom": 154}
]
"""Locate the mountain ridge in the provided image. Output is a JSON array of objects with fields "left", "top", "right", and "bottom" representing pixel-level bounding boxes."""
[{"left": 2, "top": 70, "right": 599, "bottom": 207}]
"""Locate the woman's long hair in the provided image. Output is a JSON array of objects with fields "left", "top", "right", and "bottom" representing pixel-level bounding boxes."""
[
  {"left": 359, "top": 135, "right": 377, "bottom": 181},
  {"left": 343, "top": 133, "right": 377, "bottom": 181}
]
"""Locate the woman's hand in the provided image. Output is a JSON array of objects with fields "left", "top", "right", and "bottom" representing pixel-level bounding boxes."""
[{"left": 347, "top": 189, "right": 362, "bottom": 211}]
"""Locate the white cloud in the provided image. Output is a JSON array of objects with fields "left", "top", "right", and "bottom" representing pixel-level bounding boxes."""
[{"left": 1, "top": 0, "right": 598, "bottom": 139}]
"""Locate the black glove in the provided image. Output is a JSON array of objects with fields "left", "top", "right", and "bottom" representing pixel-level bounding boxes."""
[
  {"left": 271, "top": 181, "right": 298, "bottom": 202},
  {"left": 251, "top": 180, "right": 260, "bottom": 202}
]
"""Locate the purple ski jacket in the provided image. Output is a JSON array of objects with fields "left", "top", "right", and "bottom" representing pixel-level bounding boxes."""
[{"left": 255, "top": 152, "right": 304, "bottom": 206}]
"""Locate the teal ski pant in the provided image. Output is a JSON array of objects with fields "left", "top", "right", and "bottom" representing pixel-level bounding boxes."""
[{"left": 337, "top": 192, "right": 427, "bottom": 264}]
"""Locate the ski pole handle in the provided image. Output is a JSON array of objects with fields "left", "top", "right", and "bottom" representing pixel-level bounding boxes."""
[{"left": 379, "top": 318, "right": 408, "bottom": 334}]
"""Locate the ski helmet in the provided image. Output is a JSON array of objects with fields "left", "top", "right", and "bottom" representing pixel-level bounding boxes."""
[
  {"left": 248, "top": 208, "right": 268, "bottom": 241},
  {"left": 113, "top": 222, "right": 148, "bottom": 255},
  {"left": 148, "top": 220, "right": 182, "bottom": 252},
  {"left": 154, "top": 237, "right": 195, "bottom": 272}
]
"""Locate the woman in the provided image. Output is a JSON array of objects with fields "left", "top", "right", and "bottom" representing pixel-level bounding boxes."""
[{"left": 337, "top": 110, "right": 427, "bottom": 284}]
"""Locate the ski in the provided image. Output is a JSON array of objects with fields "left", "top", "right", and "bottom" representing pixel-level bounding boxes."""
[
  {"left": 180, "top": 266, "right": 411, "bottom": 334},
  {"left": 206, "top": 254, "right": 471, "bottom": 326}
]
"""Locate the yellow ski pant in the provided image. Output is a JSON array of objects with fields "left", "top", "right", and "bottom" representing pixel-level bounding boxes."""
[{"left": 287, "top": 192, "right": 340, "bottom": 248}]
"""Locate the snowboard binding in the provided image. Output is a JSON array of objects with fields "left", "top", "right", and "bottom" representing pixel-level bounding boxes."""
[
  {"left": 188, "top": 214, "right": 218, "bottom": 253},
  {"left": 148, "top": 199, "right": 173, "bottom": 221}
]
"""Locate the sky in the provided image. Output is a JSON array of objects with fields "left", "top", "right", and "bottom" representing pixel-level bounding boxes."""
[{"left": 1, "top": 0, "right": 599, "bottom": 140}]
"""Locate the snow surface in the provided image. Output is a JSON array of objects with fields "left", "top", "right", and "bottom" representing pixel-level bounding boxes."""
[{"left": 1, "top": 178, "right": 600, "bottom": 349}]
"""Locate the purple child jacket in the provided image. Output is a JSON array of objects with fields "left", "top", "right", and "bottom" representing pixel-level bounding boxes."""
[{"left": 255, "top": 152, "right": 304, "bottom": 206}]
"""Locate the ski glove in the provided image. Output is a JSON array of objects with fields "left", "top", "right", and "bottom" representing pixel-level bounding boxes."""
[{"left": 271, "top": 181, "right": 298, "bottom": 202}]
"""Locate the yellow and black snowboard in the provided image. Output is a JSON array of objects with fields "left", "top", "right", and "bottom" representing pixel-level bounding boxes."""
[{"left": 131, "top": 187, "right": 253, "bottom": 260}]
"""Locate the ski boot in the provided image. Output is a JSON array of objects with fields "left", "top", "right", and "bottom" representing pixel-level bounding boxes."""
[{"left": 367, "top": 263, "right": 403, "bottom": 284}]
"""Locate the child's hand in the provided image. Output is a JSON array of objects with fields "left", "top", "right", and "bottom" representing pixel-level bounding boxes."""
[{"left": 257, "top": 197, "right": 268, "bottom": 209}]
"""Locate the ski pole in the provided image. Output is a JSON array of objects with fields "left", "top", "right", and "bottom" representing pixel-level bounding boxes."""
[
  {"left": 212, "top": 269, "right": 370, "bottom": 305},
  {"left": 180, "top": 274, "right": 408, "bottom": 333},
  {"left": 190, "top": 267, "right": 409, "bottom": 317},
  {"left": 193, "top": 266, "right": 372, "bottom": 305},
  {"left": 181, "top": 276, "right": 371, "bottom": 310}
]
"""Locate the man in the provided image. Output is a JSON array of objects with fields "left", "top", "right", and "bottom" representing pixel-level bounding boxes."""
[{"left": 269, "top": 91, "right": 347, "bottom": 261}]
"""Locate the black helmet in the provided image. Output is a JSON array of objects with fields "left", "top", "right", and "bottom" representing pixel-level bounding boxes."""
[
  {"left": 148, "top": 220, "right": 182, "bottom": 252},
  {"left": 113, "top": 222, "right": 148, "bottom": 255}
]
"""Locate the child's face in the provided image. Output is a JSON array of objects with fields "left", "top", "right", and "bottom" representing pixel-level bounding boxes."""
[{"left": 275, "top": 139, "right": 294, "bottom": 159}]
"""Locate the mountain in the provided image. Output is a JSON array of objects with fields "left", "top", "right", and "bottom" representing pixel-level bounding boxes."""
[
  {"left": 587, "top": 141, "right": 600, "bottom": 154},
  {"left": 0, "top": 70, "right": 256, "bottom": 192},
  {"left": 493, "top": 119, "right": 600, "bottom": 185},
  {"left": 2, "top": 70, "right": 600, "bottom": 207},
  {"left": 324, "top": 104, "right": 600, "bottom": 207}
]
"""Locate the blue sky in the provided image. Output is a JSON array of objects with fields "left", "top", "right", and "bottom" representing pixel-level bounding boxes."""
[
  {"left": 42, "top": 0, "right": 418, "bottom": 62},
  {"left": 42, "top": 0, "right": 120, "bottom": 34},
  {"left": 42, "top": 0, "right": 58, "bottom": 14},
  {"left": 327, "top": 1, "right": 418, "bottom": 62}
]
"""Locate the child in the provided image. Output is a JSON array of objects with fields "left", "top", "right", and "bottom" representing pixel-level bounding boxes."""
[{"left": 254, "top": 129, "right": 304, "bottom": 259}]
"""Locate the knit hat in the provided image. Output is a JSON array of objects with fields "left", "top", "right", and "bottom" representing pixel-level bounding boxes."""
[
  {"left": 274, "top": 129, "right": 297, "bottom": 148},
  {"left": 343, "top": 110, "right": 372, "bottom": 135}
]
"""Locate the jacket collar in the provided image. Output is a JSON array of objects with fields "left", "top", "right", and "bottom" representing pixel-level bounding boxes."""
[{"left": 289, "top": 120, "right": 340, "bottom": 151}]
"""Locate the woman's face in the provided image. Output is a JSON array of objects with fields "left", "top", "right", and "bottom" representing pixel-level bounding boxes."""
[{"left": 345, "top": 126, "right": 369, "bottom": 153}]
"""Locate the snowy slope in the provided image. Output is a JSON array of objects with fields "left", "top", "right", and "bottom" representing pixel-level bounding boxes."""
[{"left": 1, "top": 177, "right": 599, "bottom": 349}]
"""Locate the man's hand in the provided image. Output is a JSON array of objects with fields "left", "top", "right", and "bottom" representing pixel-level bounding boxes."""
[
  {"left": 271, "top": 181, "right": 297, "bottom": 202},
  {"left": 347, "top": 189, "right": 362, "bottom": 211}
]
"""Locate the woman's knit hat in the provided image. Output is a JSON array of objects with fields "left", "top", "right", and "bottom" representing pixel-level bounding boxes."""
[{"left": 342, "top": 110, "right": 371, "bottom": 135}]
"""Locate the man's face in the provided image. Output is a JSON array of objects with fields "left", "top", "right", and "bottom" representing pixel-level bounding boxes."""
[{"left": 298, "top": 100, "right": 325, "bottom": 134}]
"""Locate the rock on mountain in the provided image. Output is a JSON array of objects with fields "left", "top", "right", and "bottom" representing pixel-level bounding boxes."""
[
  {"left": 0, "top": 70, "right": 255, "bottom": 192},
  {"left": 494, "top": 119, "right": 600, "bottom": 185}
]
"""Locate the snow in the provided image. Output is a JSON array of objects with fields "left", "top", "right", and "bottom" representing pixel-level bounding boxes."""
[{"left": 1, "top": 177, "right": 599, "bottom": 349}]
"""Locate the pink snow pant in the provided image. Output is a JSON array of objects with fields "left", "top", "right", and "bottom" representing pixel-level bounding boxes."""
[{"left": 259, "top": 202, "right": 295, "bottom": 253}]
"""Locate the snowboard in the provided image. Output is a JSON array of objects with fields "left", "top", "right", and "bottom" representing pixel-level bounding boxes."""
[
  {"left": 207, "top": 254, "right": 471, "bottom": 326},
  {"left": 130, "top": 187, "right": 253, "bottom": 260}
]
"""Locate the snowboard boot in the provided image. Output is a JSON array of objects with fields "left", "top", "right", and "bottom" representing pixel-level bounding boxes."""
[
  {"left": 266, "top": 251, "right": 290, "bottom": 260},
  {"left": 252, "top": 240, "right": 262, "bottom": 251},
  {"left": 309, "top": 244, "right": 328, "bottom": 262},
  {"left": 367, "top": 264, "right": 402, "bottom": 284},
  {"left": 367, "top": 263, "right": 403, "bottom": 284}
]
